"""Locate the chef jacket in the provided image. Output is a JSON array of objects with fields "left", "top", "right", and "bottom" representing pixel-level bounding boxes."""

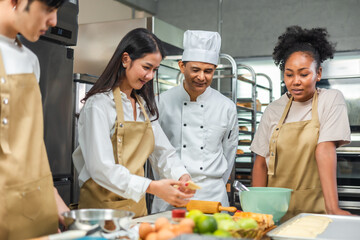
[
  {"left": 152, "top": 83, "right": 238, "bottom": 211},
  {"left": 0, "top": 35, "right": 40, "bottom": 81},
  {"left": 72, "top": 91, "right": 188, "bottom": 203}
]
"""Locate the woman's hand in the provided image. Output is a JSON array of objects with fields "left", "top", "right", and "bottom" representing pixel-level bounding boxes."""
[
  {"left": 147, "top": 179, "right": 194, "bottom": 207},
  {"left": 327, "top": 207, "right": 352, "bottom": 215},
  {"left": 178, "top": 174, "right": 196, "bottom": 194}
]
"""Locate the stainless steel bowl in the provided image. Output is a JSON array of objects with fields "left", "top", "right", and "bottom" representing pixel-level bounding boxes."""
[{"left": 62, "top": 209, "right": 135, "bottom": 233}]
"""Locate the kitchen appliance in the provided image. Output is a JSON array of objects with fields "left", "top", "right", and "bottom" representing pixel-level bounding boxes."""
[
  {"left": 19, "top": 0, "right": 79, "bottom": 205},
  {"left": 316, "top": 59, "right": 360, "bottom": 214}
]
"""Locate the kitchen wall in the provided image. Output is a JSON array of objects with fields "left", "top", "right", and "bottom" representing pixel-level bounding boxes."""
[
  {"left": 154, "top": 0, "right": 360, "bottom": 58},
  {"left": 79, "top": 0, "right": 151, "bottom": 24}
]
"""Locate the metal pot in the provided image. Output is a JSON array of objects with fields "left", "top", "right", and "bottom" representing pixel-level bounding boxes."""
[{"left": 62, "top": 209, "right": 135, "bottom": 233}]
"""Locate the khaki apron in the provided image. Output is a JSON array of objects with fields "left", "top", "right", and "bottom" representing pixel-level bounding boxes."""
[
  {"left": 78, "top": 87, "right": 155, "bottom": 217},
  {"left": 267, "top": 91, "right": 326, "bottom": 222},
  {"left": 0, "top": 49, "right": 58, "bottom": 239}
]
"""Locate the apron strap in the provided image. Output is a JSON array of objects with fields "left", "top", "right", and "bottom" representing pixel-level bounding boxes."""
[
  {"left": 112, "top": 87, "right": 151, "bottom": 164},
  {"left": 268, "top": 90, "right": 319, "bottom": 176},
  {"left": 268, "top": 95, "right": 293, "bottom": 175},
  {"left": 112, "top": 87, "right": 151, "bottom": 123},
  {"left": 0, "top": 50, "right": 12, "bottom": 154},
  {"left": 311, "top": 90, "right": 320, "bottom": 127},
  {"left": 134, "top": 94, "right": 151, "bottom": 123}
]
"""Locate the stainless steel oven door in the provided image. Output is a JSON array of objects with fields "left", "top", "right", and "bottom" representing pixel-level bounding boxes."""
[{"left": 337, "top": 149, "right": 360, "bottom": 214}]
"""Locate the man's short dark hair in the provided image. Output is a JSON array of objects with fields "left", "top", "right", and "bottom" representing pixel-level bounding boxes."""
[{"left": 26, "top": 0, "right": 65, "bottom": 11}]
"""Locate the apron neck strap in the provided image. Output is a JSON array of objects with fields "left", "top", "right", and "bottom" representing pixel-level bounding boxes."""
[
  {"left": 276, "top": 94, "right": 294, "bottom": 129},
  {"left": 133, "top": 94, "right": 151, "bottom": 122},
  {"left": 276, "top": 90, "right": 319, "bottom": 129},
  {"left": 0, "top": 50, "right": 7, "bottom": 77},
  {"left": 311, "top": 90, "right": 319, "bottom": 124},
  {"left": 112, "top": 87, "right": 151, "bottom": 123}
]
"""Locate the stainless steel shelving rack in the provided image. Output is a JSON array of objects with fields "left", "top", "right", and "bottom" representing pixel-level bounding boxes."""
[{"left": 234, "top": 65, "right": 273, "bottom": 207}]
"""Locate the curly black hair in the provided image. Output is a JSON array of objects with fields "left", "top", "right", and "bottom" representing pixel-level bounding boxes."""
[{"left": 273, "top": 26, "right": 336, "bottom": 71}]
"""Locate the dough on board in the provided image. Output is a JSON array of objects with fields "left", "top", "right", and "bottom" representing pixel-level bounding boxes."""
[{"left": 274, "top": 215, "right": 332, "bottom": 238}]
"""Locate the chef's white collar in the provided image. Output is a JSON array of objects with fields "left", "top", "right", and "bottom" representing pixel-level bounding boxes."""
[{"left": 180, "top": 81, "right": 212, "bottom": 102}]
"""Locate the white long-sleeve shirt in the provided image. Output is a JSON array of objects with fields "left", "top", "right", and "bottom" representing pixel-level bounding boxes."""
[{"left": 72, "top": 90, "right": 188, "bottom": 203}]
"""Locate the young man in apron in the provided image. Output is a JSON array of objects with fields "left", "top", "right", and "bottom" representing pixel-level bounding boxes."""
[{"left": 0, "top": 0, "right": 69, "bottom": 239}]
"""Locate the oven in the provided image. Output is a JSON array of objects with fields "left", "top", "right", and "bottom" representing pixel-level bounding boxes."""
[
  {"left": 315, "top": 58, "right": 360, "bottom": 214},
  {"left": 336, "top": 139, "right": 360, "bottom": 214}
]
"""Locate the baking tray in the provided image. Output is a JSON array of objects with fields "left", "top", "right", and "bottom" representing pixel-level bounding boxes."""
[{"left": 267, "top": 213, "right": 360, "bottom": 239}]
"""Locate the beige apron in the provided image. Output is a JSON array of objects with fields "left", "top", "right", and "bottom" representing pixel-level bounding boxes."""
[
  {"left": 78, "top": 87, "right": 155, "bottom": 217},
  {"left": 0, "top": 50, "right": 58, "bottom": 239},
  {"left": 267, "top": 91, "right": 326, "bottom": 222}
]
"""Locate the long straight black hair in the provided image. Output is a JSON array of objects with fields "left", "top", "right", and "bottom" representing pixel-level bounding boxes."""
[{"left": 83, "top": 28, "right": 165, "bottom": 120}]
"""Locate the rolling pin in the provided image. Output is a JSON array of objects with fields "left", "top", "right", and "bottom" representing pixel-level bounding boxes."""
[{"left": 186, "top": 200, "right": 237, "bottom": 213}]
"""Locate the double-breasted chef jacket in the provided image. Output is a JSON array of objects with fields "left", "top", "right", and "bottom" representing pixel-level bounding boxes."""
[{"left": 152, "top": 83, "right": 238, "bottom": 212}]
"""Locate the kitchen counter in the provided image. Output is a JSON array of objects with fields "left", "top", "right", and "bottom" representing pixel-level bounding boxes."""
[{"left": 132, "top": 210, "right": 174, "bottom": 224}]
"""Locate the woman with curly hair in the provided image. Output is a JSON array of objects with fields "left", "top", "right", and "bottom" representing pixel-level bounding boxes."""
[{"left": 250, "top": 26, "right": 352, "bottom": 221}]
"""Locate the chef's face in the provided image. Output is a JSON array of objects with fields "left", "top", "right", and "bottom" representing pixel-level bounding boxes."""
[
  {"left": 14, "top": 0, "right": 58, "bottom": 42},
  {"left": 179, "top": 61, "right": 216, "bottom": 98},
  {"left": 283, "top": 51, "right": 322, "bottom": 102},
  {"left": 122, "top": 51, "right": 162, "bottom": 90}
]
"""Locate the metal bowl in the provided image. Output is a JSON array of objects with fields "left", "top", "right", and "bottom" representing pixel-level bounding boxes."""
[{"left": 62, "top": 209, "right": 135, "bottom": 233}]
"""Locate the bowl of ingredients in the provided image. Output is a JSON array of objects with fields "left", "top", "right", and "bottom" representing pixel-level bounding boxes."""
[
  {"left": 62, "top": 209, "right": 134, "bottom": 232},
  {"left": 239, "top": 187, "right": 292, "bottom": 224}
]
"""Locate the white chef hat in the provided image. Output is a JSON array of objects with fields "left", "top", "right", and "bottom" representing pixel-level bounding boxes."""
[{"left": 182, "top": 30, "right": 221, "bottom": 65}]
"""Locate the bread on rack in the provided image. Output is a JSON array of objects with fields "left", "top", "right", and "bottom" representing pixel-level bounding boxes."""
[
  {"left": 237, "top": 149, "right": 244, "bottom": 155},
  {"left": 239, "top": 126, "right": 249, "bottom": 131}
]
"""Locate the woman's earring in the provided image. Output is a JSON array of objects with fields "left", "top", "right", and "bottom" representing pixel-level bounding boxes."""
[
  {"left": 122, "top": 63, "right": 126, "bottom": 68},
  {"left": 12, "top": 5, "right": 16, "bottom": 11}
]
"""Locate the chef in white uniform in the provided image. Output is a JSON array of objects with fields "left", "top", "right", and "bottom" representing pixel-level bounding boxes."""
[{"left": 152, "top": 30, "right": 238, "bottom": 212}]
